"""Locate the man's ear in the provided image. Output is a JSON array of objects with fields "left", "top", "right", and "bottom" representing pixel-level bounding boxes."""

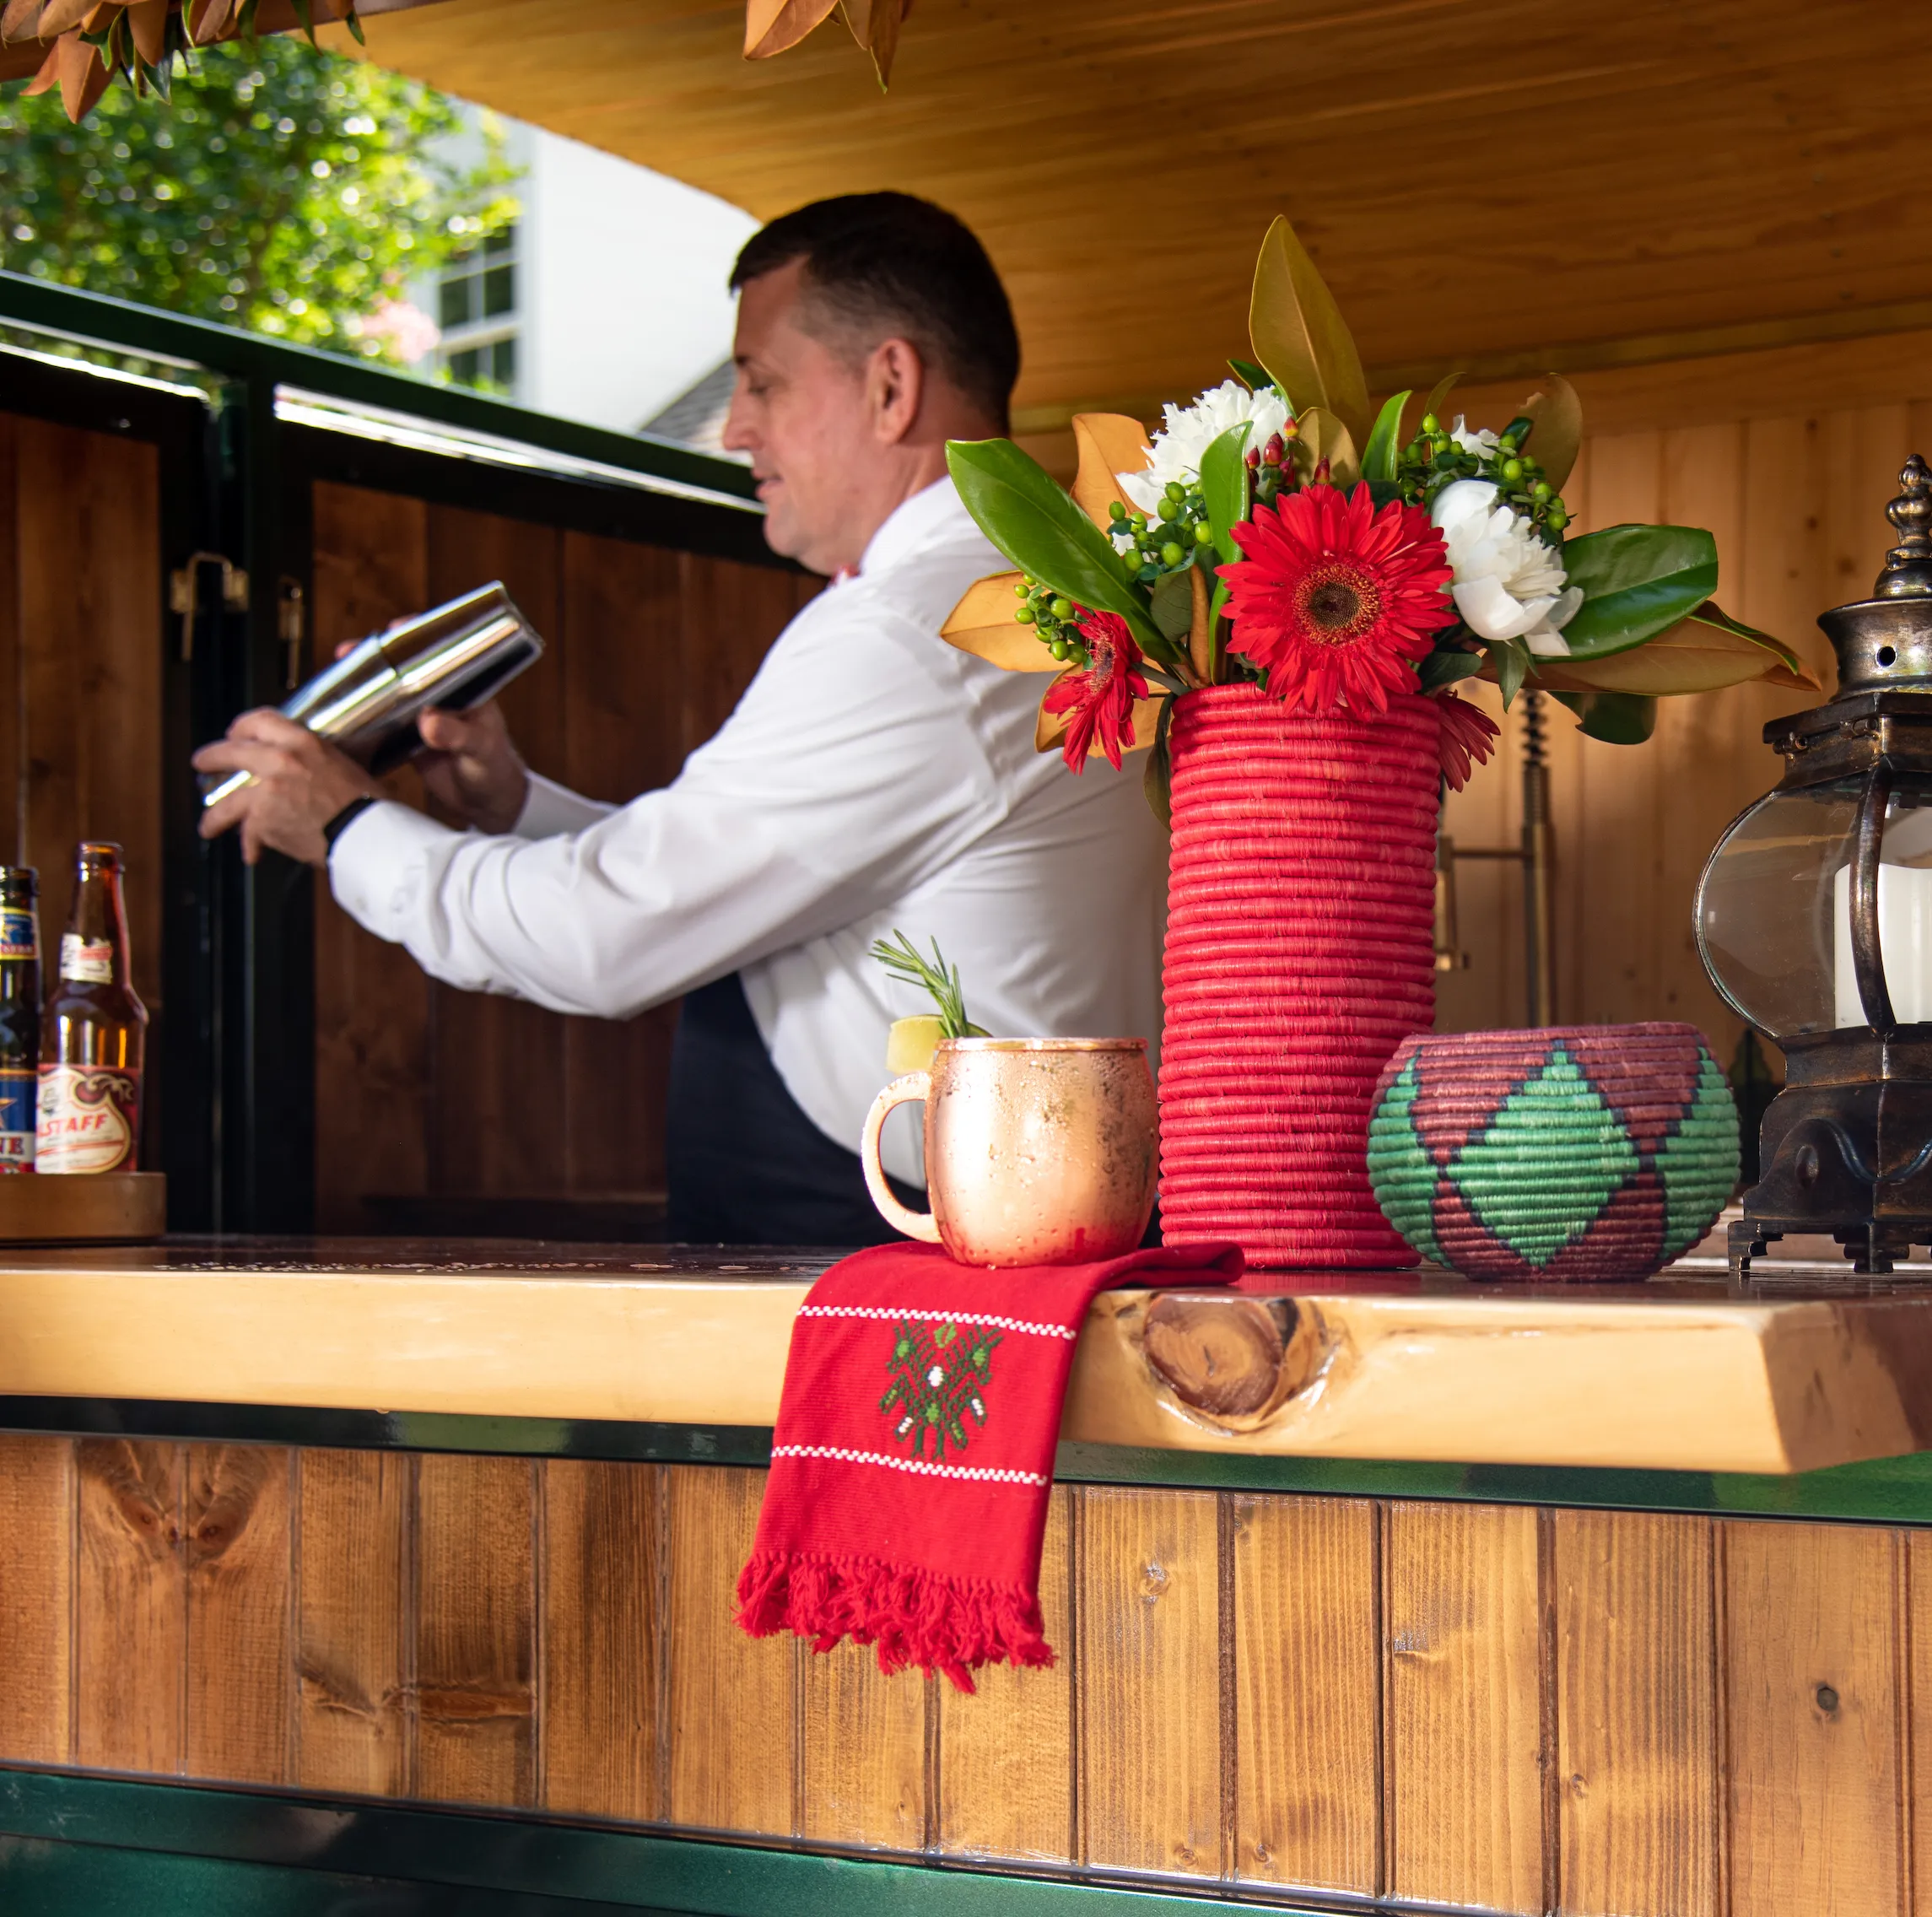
[{"left": 867, "top": 337, "right": 926, "bottom": 445}]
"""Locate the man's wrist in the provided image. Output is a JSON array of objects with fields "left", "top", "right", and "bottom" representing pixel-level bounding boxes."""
[{"left": 321, "top": 795, "right": 379, "bottom": 856}]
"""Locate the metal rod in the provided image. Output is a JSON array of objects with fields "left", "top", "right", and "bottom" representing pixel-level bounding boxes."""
[
  {"left": 1851, "top": 759, "right": 1896, "bottom": 1033},
  {"left": 1521, "top": 691, "right": 1556, "bottom": 1026}
]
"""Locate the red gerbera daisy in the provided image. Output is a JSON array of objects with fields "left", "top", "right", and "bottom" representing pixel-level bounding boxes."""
[
  {"left": 1217, "top": 483, "right": 1453, "bottom": 716},
  {"left": 1042, "top": 609, "right": 1149, "bottom": 773},
  {"left": 1433, "top": 688, "right": 1501, "bottom": 792}
]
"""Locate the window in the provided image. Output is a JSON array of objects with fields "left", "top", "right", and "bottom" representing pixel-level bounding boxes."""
[{"left": 436, "top": 224, "right": 518, "bottom": 396}]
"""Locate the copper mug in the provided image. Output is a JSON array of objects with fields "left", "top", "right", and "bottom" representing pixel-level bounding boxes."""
[{"left": 860, "top": 1038, "right": 1158, "bottom": 1266}]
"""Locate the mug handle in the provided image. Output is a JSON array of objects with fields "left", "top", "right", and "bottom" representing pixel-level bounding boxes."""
[{"left": 860, "top": 1071, "right": 942, "bottom": 1245}]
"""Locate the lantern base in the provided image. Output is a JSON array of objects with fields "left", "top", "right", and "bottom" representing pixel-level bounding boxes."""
[{"left": 1731, "top": 1069, "right": 1932, "bottom": 1281}]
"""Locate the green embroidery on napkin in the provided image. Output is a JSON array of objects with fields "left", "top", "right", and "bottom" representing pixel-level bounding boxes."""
[{"left": 880, "top": 1320, "right": 1001, "bottom": 1460}]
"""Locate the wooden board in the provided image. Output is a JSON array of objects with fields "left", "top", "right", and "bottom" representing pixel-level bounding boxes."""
[
  {"left": 665, "top": 1465, "right": 794, "bottom": 1839},
  {"left": 0, "top": 1434, "right": 73, "bottom": 1767},
  {"left": 1075, "top": 1486, "right": 1220, "bottom": 1879},
  {"left": 293, "top": 1448, "right": 413, "bottom": 1797},
  {"left": 1383, "top": 1500, "right": 1546, "bottom": 1914},
  {"left": 413, "top": 1454, "right": 537, "bottom": 1806},
  {"left": 798, "top": 1642, "right": 928, "bottom": 1851},
  {"left": 1232, "top": 1493, "right": 1379, "bottom": 1896},
  {"left": 0, "top": 1172, "right": 165, "bottom": 1244},
  {"left": 185, "top": 1445, "right": 293, "bottom": 1785},
  {"left": 1723, "top": 1519, "right": 1907, "bottom": 1914},
  {"left": 1553, "top": 1510, "right": 1718, "bottom": 1917},
  {"left": 73, "top": 1439, "right": 186, "bottom": 1775},
  {"left": 936, "top": 1484, "right": 1074, "bottom": 1866},
  {"left": 326, "top": 0, "right": 1932, "bottom": 438},
  {"left": 539, "top": 1459, "right": 661, "bottom": 1822},
  {"left": 7, "top": 1250, "right": 1932, "bottom": 1474}
]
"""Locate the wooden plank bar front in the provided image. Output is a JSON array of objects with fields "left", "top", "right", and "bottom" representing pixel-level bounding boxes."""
[{"left": 4, "top": 1240, "right": 1932, "bottom": 1916}]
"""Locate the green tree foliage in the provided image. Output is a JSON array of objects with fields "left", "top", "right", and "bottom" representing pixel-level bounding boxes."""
[{"left": 0, "top": 38, "right": 516, "bottom": 363}]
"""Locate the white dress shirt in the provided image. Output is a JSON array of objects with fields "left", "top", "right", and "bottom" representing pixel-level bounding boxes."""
[{"left": 329, "top": 478, "right": 1168, "bottom": 1186}]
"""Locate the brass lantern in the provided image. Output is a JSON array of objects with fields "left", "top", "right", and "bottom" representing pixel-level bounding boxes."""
[{"left": 1697, "top": 456, "right": 1932, "bottom": 1277}]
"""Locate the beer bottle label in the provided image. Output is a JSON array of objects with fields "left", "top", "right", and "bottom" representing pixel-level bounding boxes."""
[
  {"left": 0, "top": 1065, "right": 34, "bottom": 1172},
  {"left": 0, "top": 909, "right": 35, "bottom": 960},
  {"left": 59, "top": 934, "right": 113, "bottom": 984},
  {"left": 36, "top": 1064, "right": 138, "bottom": 1174}
]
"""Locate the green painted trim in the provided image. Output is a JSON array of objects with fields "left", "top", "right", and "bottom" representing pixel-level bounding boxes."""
[
  {"left": 0, "top": 271, "right": 757, "bottom": 506},
  {"left": 11, "top": 1391, "right": 1932, "bottom": 1530},
  {"left": 0, "top": 1768, "right": 1336, "bottom": 1915},
  {"left": 0, "top": 1834, "right": 688, "bottom": 1916},
  {"left": 8, "top": 1396, "right": 1932, "bottom": 1524},
  {"left": 1055, "top": 1444, "right": 1932, "bottom": 1526}
]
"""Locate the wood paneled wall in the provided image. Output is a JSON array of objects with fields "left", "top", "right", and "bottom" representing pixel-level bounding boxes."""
[
  {"left": 309, "top": 482, "right": 814, "bottom": 1232},
  {"left": 5, "top": 1433, "right": 1932, "bottom": 1917},
  {"left": 1438, "top": 375, "right": 1932, "bottom": 1061},
  {"left": 0, "top": 412, "right": 164, "bottom": 1150}
]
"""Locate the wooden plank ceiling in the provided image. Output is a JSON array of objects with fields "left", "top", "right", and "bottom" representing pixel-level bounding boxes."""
[{"left": 327, "top": 0, "right": 1932, "bottom": 432}]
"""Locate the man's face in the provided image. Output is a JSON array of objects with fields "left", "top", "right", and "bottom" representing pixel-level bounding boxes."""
[{"left": 722, "top": 259, "right": 876, "bottom": 575}]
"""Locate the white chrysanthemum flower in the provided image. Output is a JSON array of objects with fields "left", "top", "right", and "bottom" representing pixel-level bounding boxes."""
[
  {"left": 1117, "top": 380, "right": 1292, "bottom": 517},
  {"left": 1448, "top": 413, "right": 1500, "bottom": 460},
  {"left": 1431, "top": 479, "right": 1583, "bottom": 657}
]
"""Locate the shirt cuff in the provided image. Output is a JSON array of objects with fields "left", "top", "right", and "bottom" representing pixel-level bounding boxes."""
[
  {"left": 326, "top": 800, "right": 463, "bottom": 944},
  {"left": 514, "top": 771, "right": 615, "bottom": 840}
]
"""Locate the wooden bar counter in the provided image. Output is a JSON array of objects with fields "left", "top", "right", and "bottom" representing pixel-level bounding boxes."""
[{"left": 5, "top": 1237, "right": 1932, "bottom": 1916}]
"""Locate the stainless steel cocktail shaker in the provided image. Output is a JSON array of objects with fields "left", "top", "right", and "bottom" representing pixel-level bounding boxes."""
[{"left": 200, "top": 580, "right": 543, "bottom": 808}]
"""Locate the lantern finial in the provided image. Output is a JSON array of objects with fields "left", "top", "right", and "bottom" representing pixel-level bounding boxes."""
[{"left": 1877, "top": 454, "right": 1932, "bottom": 600}]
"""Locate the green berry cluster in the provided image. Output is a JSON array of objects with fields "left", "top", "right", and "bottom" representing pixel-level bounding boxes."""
[
  {"left": 1398, "top": 413, "right": 1569, "bottom": 535},
  {"left": 1108, "top": 484, "right": 1215, "bottom": 584},
  {"left": 1012, "top": 576, "right": 1092, "bottom": 667}
]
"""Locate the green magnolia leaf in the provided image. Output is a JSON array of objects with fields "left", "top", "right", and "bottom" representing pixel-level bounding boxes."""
[
  {"left": 1228, "top": 357, "right": 1272, "bottom": 393},
  {"left": 1552, "top": 688, "right": 1658, "bottom": 744},
  {"left": 1557, "top": 524, "right": 1720, "bottom": 658},
  {"left": 1419, "top": 649, "right": 1483, "bottom": 691},
  {"left": 1492, "top": 637, "right": 1530, "bottom": 707},
  {"left": 1362, "top": 389, "right": 1411, "bottom": 485},
  {"left": 1249, "top": 216, "right": 1371, "bottom": 446},
  {"left": 1149, "top": 567, "right": 1196, "bottom": 642},
  {"left": 1199, "top": 424, "right": 1249, "bottom": 565},
  {"left": 946, "top": 439, "right": 1174, "bottom": 664},
  {"left": 1198, "top": 423, "right": 1248, "bottom": 684},
  {"left": 1143, "top": 694, "right": 1174, "bottom": 828}
]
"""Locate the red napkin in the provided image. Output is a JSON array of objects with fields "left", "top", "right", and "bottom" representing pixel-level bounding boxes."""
[{"left": 736, "top": 1239, "right": 1243, "bottom": 1692}]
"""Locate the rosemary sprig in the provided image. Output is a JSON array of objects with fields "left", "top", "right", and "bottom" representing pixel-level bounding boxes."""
[{"left": 871, "top": 931, "right": 986, "bottom": 1040}]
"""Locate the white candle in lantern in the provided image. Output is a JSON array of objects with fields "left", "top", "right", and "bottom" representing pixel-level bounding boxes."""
[{"left": 1833, "top": 858, "right": 1932, "bottom": 1026}]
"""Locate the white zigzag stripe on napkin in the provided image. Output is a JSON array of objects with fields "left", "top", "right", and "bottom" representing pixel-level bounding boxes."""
[
  {"left": 794, "top": 1304, "right": 1077, "bottom": 1340},
  {"left": 770, "top": 1444, "right": 1050, "bottom": 1486}
]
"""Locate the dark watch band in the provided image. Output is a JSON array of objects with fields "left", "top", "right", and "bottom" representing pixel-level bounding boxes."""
[{"left": 321, "top": 796, "right": 378, "bottom": 854}]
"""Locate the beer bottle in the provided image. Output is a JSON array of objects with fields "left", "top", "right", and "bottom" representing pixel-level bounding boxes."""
[
  {"left": 37, "top": 843, "right": 147, "bottom": 1175},
  {"left": 0, "top": 867, "right": 39, "bottom": 1172}
]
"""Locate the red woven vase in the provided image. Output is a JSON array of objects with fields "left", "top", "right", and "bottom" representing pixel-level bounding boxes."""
[{"left": 1160, "top": 683, "right": 1440, "bottom": 1268}]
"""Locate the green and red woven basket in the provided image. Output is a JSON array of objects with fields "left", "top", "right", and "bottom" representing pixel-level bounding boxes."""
[{"left": 1367, "top": 1023, "right": 1740, "bottom": 1282}]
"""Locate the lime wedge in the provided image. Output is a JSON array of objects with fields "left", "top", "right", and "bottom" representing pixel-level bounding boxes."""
[{"left": 887, "top": 1015, "right": 947, "bottom": 1075}]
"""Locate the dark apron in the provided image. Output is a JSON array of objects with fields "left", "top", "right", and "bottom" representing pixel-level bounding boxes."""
[{"left": 665, "top": 972, "right": 926, "bottom": 1247}]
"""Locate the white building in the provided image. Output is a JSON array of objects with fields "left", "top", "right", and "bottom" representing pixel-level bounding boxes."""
[{"left": 418, "top": 114, "right": 755, "bottom": 448}]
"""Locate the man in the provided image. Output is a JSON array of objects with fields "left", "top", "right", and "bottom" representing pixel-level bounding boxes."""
[{"left": 196, "top": 192, "right": 1166, "bottom": 1245}]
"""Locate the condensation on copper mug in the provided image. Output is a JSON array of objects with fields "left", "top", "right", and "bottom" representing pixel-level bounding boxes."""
[{"left": 861, "top": 1038, "right": 1158, "bottom": 1266}]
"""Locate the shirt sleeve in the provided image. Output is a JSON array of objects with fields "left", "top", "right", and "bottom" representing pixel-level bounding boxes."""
[
  {"left": 513, "top": 771, "right": 615, "bottom": 840},
  {"left": 326, "top": 591, "right": 1012, "bottom": 1020}
]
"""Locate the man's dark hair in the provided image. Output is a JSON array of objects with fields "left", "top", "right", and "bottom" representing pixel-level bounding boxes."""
[{"left": 731, "top": 192, "right": 1019, "bottom": 429}]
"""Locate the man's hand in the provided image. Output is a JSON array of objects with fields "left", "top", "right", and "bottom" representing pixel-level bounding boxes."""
[
  {"left": 415, "top": 703, "right": 529, "bottom": 834},
  {"left": 194, "top": 711, "right": 380, "bottom": 867}
]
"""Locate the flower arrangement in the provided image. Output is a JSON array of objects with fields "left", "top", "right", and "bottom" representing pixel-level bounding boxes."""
[{"left": 942, "top": 217, "right": 1817, "bottom": 809}]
